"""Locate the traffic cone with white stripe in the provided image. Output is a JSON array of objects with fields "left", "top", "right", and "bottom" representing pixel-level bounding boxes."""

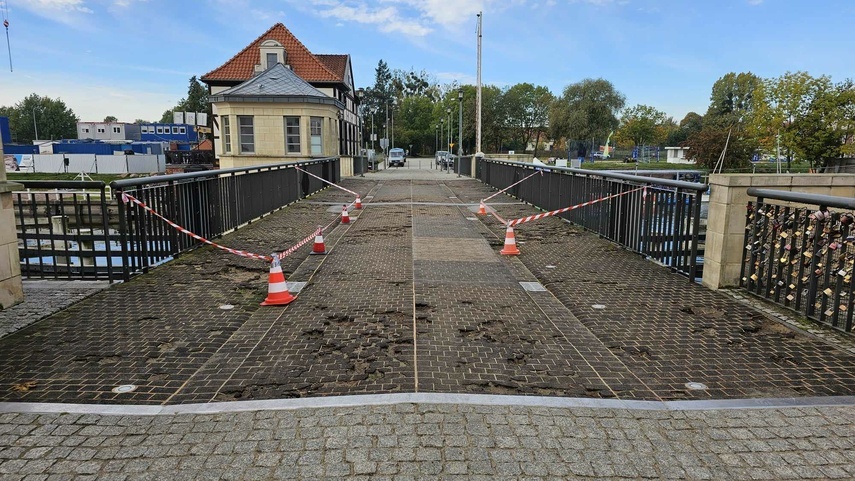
[
  {"left": 260, "top": 256, "right": 296, "bottom": 306},
  {"left": 355, "top": 197, "right": 362, "bottom": 209},
  {"left": 341, "top": 205, "right": 350, "bottom": 224},
  {"left": 500, "top": 225, "right": 521, "bottom": 256},
  {"left": 477, "top": 201, "right": 487, "bottom": 215},
  {"left": 310, "top": 227, "right": 326, "bottom": 255}
]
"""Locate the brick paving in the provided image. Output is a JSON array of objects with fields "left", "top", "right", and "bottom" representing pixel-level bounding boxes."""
[{"left": 0, "top": 158, "right": 853, "bottom": 477}]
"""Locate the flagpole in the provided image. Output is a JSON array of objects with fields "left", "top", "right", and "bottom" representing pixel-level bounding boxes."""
[{"left": 475, "top": 12, "right": 482, "bottom": 156}]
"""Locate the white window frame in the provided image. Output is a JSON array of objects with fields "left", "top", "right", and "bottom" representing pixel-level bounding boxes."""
[
  {"left": 238, "top": 116, "right": 254, "bottom": 154},
  {"left": 156, "top": 126, "right": 164, "bottom": 134},
  {"left": 310, "top": 117, "right": 322, "bottom": 155},
  {"left": 222, "top": 116, "right": 232, "bottom": 154},
  {"left": 285, "top": 116, "right": 301, "bottom": 154}
]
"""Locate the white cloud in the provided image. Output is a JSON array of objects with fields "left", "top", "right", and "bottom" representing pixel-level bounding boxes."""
[
  {"left": 7, "top": 0, "right": 93, "bottom": 27},
  {"left": 747, "top": 0, "right": 764, "bottom": 5},
  {"left": 313, "top": 2, "right": 432, "bottom": 36}
]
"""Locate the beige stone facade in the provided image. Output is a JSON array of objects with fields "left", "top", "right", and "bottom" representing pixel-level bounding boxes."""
[
  {"left": 702, "top": 173, "right": 855, "bottom": 290},
  {"left": 216, "top": 103, "right": 340, "bottom": 169},
  {"left": 0, "top": 142, "right": 24, "bottom": 308}
]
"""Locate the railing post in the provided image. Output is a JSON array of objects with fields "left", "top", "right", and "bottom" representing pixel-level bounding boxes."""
[
  {"left": 116, "top": 189, "right": 131, "bottom": 282},
  {"left": 100, "top": 184, "right": 115, "bottom": 283}
]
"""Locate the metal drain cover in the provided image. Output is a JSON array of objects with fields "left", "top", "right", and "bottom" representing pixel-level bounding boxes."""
[
  {"left": 685, "top": 382, "right": 708, "bottom": 390},
  {"left": 592, "top": 304, "right": 606, "bottom": 310},
  {"left": 219, "top": 304, "right": 235, "bottom": 310},
  {"left": 520, "top": 282, "right": 547, "bottom": 292},
  {"left": 112, "top": 384, "right": 137, "bottom": 394},
  {"left": 545, "top": 265, "right": 556, "bottom": 269}
]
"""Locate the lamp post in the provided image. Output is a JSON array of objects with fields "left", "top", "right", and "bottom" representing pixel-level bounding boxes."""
[
  {"left": 435, "top": 124, "right": 439, "bottom": 169},
  {"left": 446, "top": 107, "right": 452, "bottom": 172},
  {"left": 391, "top": 98, "right": 396, "bottom": 149},
  {"left": 32, "top": 107, "right": 39, "bottom": 141},
  {"left": 457, "top": 88, "right": 463, "bottom": 177},
  {"left": 384, "top": 99, "right": 389, "bottom": 156}
]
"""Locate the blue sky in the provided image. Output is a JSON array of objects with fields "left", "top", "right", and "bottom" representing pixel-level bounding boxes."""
[{"left": 1, "top": 0, "right": 852, "bottom": 124}]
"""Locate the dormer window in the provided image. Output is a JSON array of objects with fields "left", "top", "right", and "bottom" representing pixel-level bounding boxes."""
[{"left": 256, "top": 39, "right": 287, "bottom": 73}]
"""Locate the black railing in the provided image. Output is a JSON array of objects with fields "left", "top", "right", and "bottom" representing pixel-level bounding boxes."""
[
  {"left": 13, "top": 157, "right": 340, "bottom": 283},
  {"left": 478, "top": 158, "right": 708, "bottom": 280},
  {"left": 742, "top": 188, "right": 855, "bottom": 333},
  {"left": 14, "top": 181, "right": 119, "bottom": 282}
]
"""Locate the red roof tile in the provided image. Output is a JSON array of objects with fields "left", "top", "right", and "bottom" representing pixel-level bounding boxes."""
[
  {"left": 201, "top": 23, "right": 341, "bottom": 84},
  {"left": 316, "top": 54, "right": 348, "bottom": 80}
]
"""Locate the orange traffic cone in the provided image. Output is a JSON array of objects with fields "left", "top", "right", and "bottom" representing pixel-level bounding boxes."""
[
  {"left": 310, "top": 228, "right": 326, "bottom": 255},
  {"left": 341, "top": 205, "right": 350, "bottom": 224},
  {"left": 478, "top": 201, "right": 487, "bottom": 215},
  {"left": 260, "top": 256, "right": 296, "bottom": 306},
  {"left": 500, "top": 225, "right": 521, "bottom": 256},
  {"left": 355, "top": 197, "right": 362, "bottom": 209}
]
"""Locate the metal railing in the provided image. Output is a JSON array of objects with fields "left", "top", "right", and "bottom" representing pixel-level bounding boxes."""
[
  {"left": 742, "top": 188, "right": 855, "bottom": 333},
  {"left": 14, "top": 181, "right": 119, "bottom": 282},
  {"left": 13, "top": 157, "right": 340, "bottom": 283},
  {"left": 477, "top": 158, "right": 708, "bottom": 280}
]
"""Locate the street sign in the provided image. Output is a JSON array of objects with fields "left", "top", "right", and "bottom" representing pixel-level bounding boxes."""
[{"left": 380, "top": 138, "right": 389, "bottom": 150}]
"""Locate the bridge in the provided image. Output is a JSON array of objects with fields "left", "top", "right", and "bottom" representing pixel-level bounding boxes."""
[{"left": 1, "top": 158, "right": 853, "bottom": 478}]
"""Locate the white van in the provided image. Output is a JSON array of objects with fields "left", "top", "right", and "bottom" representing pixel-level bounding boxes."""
[{"left": 388, "top": 148, "right": 405, "bottom": 167}]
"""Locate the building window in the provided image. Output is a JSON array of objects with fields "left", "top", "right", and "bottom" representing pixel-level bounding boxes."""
[
  {"left": 238, "top": 116, "right": 254, "bottom": 153},
  {"left": 83, "top": 128, "right": 89, "bottom": 133},
  {"left": 285, "top": 116, "right": 300, "bottom": 153},
  {"left": 113, "top": 126, "right": 121, "bottom": 133},
  {"left": 171, "top": 126, "right": 178, "bottom": 134},
  {"left": 266, "top": 52, "right": 278, "bottom": 68},
  {"left": 310, "top": 117, "right": 322, "bottom": 155},
  {"left": 222, "top": 116, "right": 232, "bottom": 153},
  {"left": 179, "top": 126, "right": 186, "bottom": 134},
  {"left": 97, "top": 128, "right": 105, "bottom": 133},
  {"left": 156, "top": 126, "right": 163, "bottom": 134}
]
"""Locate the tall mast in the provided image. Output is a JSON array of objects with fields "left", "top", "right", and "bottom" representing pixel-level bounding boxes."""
[{"left": 475, "top": 12, "right": 482, "bottom": 156}]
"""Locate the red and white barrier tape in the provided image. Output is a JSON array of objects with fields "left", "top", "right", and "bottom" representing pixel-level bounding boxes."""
[
  {"left": 482, "top": 170, "right": 542, "bottom": 202},
  {"left": 507, "top": 186, "right": 646, "bottom": 227},
  {"left": 294, "top": 166, "right": 359, "bottom": 197},
  {"left": 483, "top": 203, "right": 508, "bottom": 226},
  {"left": 120, "top": 192, "right": 324, "bottom": 263}
]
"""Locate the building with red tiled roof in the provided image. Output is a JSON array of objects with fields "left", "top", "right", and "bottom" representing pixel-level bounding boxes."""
[{"left": 201, "top": 23, "right": 361, "bottom": 168}]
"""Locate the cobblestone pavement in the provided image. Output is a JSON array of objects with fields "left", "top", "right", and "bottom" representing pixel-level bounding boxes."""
[
  {"left": 0, "top": 158, "right": 854, "bottom": 477},
  {"left": 0, "top": 281, "right": 109, "bottom": 339},
  {"left": 0, "top": 396, "right": 853, "bottom": 480}
]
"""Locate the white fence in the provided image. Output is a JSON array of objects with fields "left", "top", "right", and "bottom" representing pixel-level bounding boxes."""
[{"left": 18, "top": 154, "right": 166, "bottom": 174}]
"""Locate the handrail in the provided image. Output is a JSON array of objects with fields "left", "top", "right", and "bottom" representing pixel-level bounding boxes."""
[
  {"left": 111, "top": 157, "right": 338, "bottom": 189},
  {"left": 16, "top": 180, "right": 106, "bottom": 190},
  {"left": 485, "top": 159, "right": 709, "bottom": 192},
  {"left": 747, "top": 188, "right": 855, "bottom": 210}
]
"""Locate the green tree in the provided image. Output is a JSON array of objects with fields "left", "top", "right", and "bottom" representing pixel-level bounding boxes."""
[
  {"left": 549, "top": 78, "right": 625, "bottom": 152},
  {"left": 503, "top": 83, "right": 553, "bottom": 156},
  {"left": 667, "top": 112, "right": 704, "bottom": 145},
  {"left": 133, "top": 119, "right": 149, "bottom": 124},
  {"left": 706, "top": 72, "right": 761, "bottom": 127},
  {"left": 160, "top": 76, "right": 210, "bottom": 124},
  {"left": 615, "top": 104, "right": 668, "bottom": 147},
  {"left": 1, "top": 93, "right": 78, "bottom": 143},
  {"left": 683, "top": 126, "right": 756, "bottom": 171},
  {"left": 750, "top": 71, "right": 839, "bottom": 168},
  {"left": 103, "top": 115, "right": 118, "bottom": 123}
]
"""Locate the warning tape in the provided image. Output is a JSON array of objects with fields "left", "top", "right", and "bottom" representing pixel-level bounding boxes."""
[
  {"left": 294, "top": 166, "right": 359, "bottom": 197},
  {"left": 483, "top": 203, "right": 508, "bottom": 226},
  {"left": 120, "top": 192, "right": 325, "bottom": 263},
  {"left": 483, "top": 170, "right": 542, "bottom": 202},
  {"left": 507, "top": 186, "right": 646, "bottom": 227}
]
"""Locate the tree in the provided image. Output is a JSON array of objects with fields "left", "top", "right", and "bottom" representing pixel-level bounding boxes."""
[
  {"left": 503, "top": 83, "right": 553, "bottom": 156},
  {"left": 1, "top": 93, "right": 78, "bottom": 143},
  {"left": 615, "top": 104, "right": 668, "bottom": 147},
  {"left": 361, "top": 60, "right": 395, "bottom": 149},
  {"left": 750, "top": 71, "right": 839, "bottom": 168},
  {"left": 103, "top": 115, "right": 118, "bottom": 123},
  {"left": 160, "top": 76, "right": 210, "bottom": 123},
  {"left": 549, "top": 78, "right": 625, "bottom": 153},
  {"left": 706, "top": 72, "right": 761, "bottom": 127},
  {"left": 133, "top": 119, "right": 149, "bottom": 124},
  {"left": 683, "top": 126, "right": 756, "bottom": 171},
  {"left": 667, "top": 112, "right": 704, "bottom": 145}
]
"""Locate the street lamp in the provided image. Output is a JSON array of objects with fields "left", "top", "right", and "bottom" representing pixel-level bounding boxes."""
[
  {"left": 32, "top": 107, "right": 39, "bottom": 141},
  {"left": 457, "top": 88, "right": 463, "bottom": 176},
  {"left": 446, "top": 107, "right": 452, "bottom": 172},
  {"left": 391, "top": 98, "right": 397, "bottom": 149}
]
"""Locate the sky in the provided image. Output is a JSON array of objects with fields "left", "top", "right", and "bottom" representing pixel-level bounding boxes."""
[{"left": 0, "top": 0, "right": 853, "bottom": 124}]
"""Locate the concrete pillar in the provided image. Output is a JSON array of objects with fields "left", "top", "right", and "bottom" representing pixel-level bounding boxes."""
[
  {"left": 702, "top": 173, "right": 855, "bottom": 290},
  {"left": 0, "top": 142, "right": 24, "bottom": 309}
]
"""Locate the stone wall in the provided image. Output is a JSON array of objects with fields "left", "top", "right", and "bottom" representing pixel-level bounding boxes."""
[
  {"left": 0, "top": 142, "right": 23, "bottom": 308},
  {"left": 703, "top": 173, "right": 855, "bottom": 290}
]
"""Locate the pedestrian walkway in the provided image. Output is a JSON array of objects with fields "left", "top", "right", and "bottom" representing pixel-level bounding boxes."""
[{"left": 1, "top": 157, "right": 853, "bottom": 478}]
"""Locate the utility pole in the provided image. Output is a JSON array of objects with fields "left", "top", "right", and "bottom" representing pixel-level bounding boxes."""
[{"left": 475, "top": 12, "right": 483, "bottom": 157}]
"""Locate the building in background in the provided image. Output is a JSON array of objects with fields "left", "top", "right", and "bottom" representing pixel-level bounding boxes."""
[
  {"left": 201, "top": 23, "right": 360, "bottom": 168},
  {"left": 77, "top": 122, "right": 141, "bottom": 142}
]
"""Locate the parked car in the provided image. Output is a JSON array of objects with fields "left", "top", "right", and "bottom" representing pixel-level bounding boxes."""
[
  {"left": 443, "top": 154, "right": 457, "bottom": 168},
  {"left": 435, "top": 150, "right": 449, "bottom": 165},
  {"left": 388, "top": 148, "right": 405, "bottom": 167}
]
